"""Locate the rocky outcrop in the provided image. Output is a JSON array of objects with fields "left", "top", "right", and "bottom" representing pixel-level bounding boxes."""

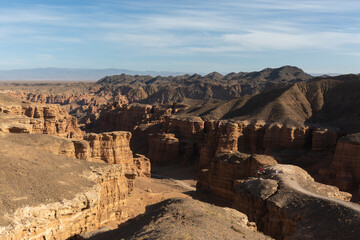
[
  {"left": 83, "top": 131, "right": 134, "bottom": 172},
  {"left": 90, "top": 198, "right": 271, "bottom": 240},
  {"left": 164, "top": 116, "right": 205, "bottom": 141},
  {"left": 311, "top": 128, "right": 338, "bottom": 151},
  {"left": 133, "top": 154, "right": 151, "bottom": 177},
  {"left": 197, "top": 119, "right": 312, "bottom": 168},
  {"left": 328, "top": 133, "right": 360, "bottom": 190},
  {"left": 232, "top": 164, "right": 357, "bottom": 240},
  {"left": 1, "top": 165, "right": 133, "bottom": 240},
  {"left": 0, "top": 133, "right": 135, "bottom": 240},
  {"left": 93, "top": 103, "right": 172, "bottom": 132},
  {"left": 148, "top": 133, "right": 180, "bottom": 165},
  {"left": 197, "top": 151, "right": 277, "bottom": 200},
  {"left": 1, "top": 130, "right": 151, "bottom": 179},
  {"left": 0, "top": 94, "right": 82, "bottom": 138},
  {"left": 263, "top": 123, "right": 310, "bottom": 154},
  {"left": 195, "top": 149, "right": 357, "bottom": 239}
]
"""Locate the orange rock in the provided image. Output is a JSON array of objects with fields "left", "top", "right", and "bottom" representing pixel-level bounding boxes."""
[{"left": 148, "top": 133, "right": 180, "bottom": 164}]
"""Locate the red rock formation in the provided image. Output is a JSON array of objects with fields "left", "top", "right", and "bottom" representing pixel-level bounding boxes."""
[
  {"left": 198, "top": 120, "right": 309, "bottom": 168},
  {"left": 329, "top": 133, "right": 360, "bottom": 190},
  {"left": 133, "top": 154, "right": 151, "bottom": 177},
  {"left": 1, "top": 165, "right": 134, "bottom": 240},
  {"left": 0, "top": 132, "right": 136, "bottom": 240},
  {"left": 0, "top": 102, "right": 82, "bottom": 138},
  {"left": 232, "top": 165, "right": 356, "bottom": 240},
  {"left": 263, "top": 123, "right": 310, "bottom": 154},
  {"left": 197, "top": 151, "right": 277, "bottom": 200},
  {"left": 148, "top": 133, "right": 180, "bottom": 164},
  {"left": 83, "top": 131, "right": 134, "bottom": 172},
  {"left": 95, "top": 103, "right": 172, "bottom": 132},
  {"left": 312, "top": 128, "right": 338, "bottom": 151},
  {"left": 164, "top": 116, "right": 205, "bottom": 141}
]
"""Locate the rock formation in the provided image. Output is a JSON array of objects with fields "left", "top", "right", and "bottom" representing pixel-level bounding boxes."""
[
  {"left": 84, "top": 132, "right": 133, "bottom": 164},
  {"left": 327, "top": 133, "right": 360, "bottom": 191},
  {"left": 0, "top": 94, "right": 82, "bottom": 138},
  {"left": 0, "top": 133, "right": 135, "bottom": 240},
  {"left": 197, "top": 151, "right": 278, "bottom": 200},
  {"left": 133, "top": 154, "right": 151, "bottom": 177},
  {"left": 148, "top": 133, "right": 180, "bottom": 164},
  {"left": 232, "top": 165, "right": 358, "bottom": 240},
  {"left": 195, "top": 149, "right": 358, "bottom": 239},
  {"left": 87, "top": 198, "right": 272, "bottom": 240}
]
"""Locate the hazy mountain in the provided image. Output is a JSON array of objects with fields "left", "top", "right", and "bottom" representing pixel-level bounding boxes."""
[{"left": 0, "top": 68, "right": 187, "bottom": 81}]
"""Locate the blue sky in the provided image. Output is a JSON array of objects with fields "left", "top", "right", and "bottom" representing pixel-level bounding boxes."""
[{"left": 0, "top": 0, "right": 360, "bottom": 74}]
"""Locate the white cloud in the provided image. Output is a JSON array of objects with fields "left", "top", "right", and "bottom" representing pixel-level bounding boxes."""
[
  {"left": 220, "top": 31, "right": 360, "bottom": 52},
  {"left": 0, "top": 0, "right": 359, "bottom": 72},
  {"left": 0, "top": 9, "right": 66, "bottom": 23}
]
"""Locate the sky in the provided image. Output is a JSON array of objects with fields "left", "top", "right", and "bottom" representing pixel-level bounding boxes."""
[{"left": 0, "top": 0, "right": 360, "bottom": 74}]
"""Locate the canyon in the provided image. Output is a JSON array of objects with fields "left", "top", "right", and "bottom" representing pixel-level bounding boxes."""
[{"left": 0, "top": 66, "right": 359, "bottom": 239}]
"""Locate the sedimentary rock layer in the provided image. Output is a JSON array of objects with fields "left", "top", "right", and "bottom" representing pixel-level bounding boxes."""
[
  {"left": 197, "top": 151, "right": 277, "bottom": 200},
  {"left": 0, "top": 94, "right": 82, "bottom": 138},
  {"left": 329, "top": 133, "right": 360, "bottom": 190},
  {"left": 0, "top": 133, "right": 135, "bottom": 240},
  {"left": 232, "top": 165, "right": 358, "bottom": 240}
]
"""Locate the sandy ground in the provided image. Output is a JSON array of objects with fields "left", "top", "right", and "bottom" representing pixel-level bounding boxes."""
[{"left": 80, "top": 164, "right": 273, "bottom": 240}]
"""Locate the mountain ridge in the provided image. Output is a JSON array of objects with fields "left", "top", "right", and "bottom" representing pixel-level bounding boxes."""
[{"left": 0, "top": 68, "right": 188, "bottom": 81}]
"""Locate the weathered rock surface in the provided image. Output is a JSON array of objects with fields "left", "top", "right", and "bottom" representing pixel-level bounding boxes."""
[
  {"left": 133, "top": 154, "right": 151, "bottom": 177},
  {"left": 85, "top": 198, "right": 273, "bottom": 240},
  {"left": 197, "top": 151, "right": 277, "bottom": 200},
  {"left": 83, "top": 131, "right": 135, "bottom": 172},
  {"left": 0, "top": 94, "right": 82, "bottom": 138},
  {"left": 148, "top": 133, "right": 180, "bottom": 164},
  {"left": 164, "top": 115, "right": 205, "bottom": 141},
  {"left": 0, "top": 133, "right": 135, "bottom": 240},
  {"left": 329, "top": 133, "right": 360, "bottom": 191},
  {"left": 232, "top": 164, "right": 358, "bottom": 240}
]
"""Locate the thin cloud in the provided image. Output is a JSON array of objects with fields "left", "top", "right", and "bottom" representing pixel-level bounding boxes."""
[{"left": 0, "top": 0, "right": 359, "bottom": 73}]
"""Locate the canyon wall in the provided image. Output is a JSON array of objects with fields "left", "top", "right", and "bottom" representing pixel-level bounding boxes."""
[
  {"left": 148, "top": 133, "right": 180, "bottom": 164},
  {"left": 195, "top": 149, "right": 357, "bottom": 239},
  {"left": 156, "top": 116, "right": 334, "bottom": 168},
  {"left": 0, "top": 131, "right": 140, "bottom": 240},
  {"left": 231, "top": 165, "right": 357, "bottom": 240},
  {"left": 197, "top": 151, "right": 277, "bottom": 200},
  {"left": 0, "top": 102, "right": 82, "bottom": 138},
  {"left": 1, "top": 165, "right": 134, "bottom": 240},
  {"left": 326, "top": 133, "right": 360, "bottom": 191}
]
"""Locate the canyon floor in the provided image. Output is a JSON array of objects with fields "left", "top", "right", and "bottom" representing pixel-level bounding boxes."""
[{"left": 82, "top": 164, "right": 272, "bottom": 240}]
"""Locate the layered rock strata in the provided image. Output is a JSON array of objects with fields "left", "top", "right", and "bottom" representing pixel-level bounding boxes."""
[
  {"left": 148, "top": 133, "right": 180, "bottom": 164},
  {"left": 197, "top": 151, "right": 278, "bottom": 200},
  {"left": 232, "top": 164, "right": 358, "bottom": 240},
  {"left": 161, "top": 117, "right": 337, "bottom": 169},
  {"left": 1, "top": 131, "right": 151, "bottom": 178},
  {"left": 327, "top": 133, "right": 360, "bottom": 191},
  {"left": 0, "top": 94, "right": 82, "bottom": 138},
  {"left": 0, "top": 133, "right": 135, "bottom": 240},
  {"left": 94, "top": 103, "right": 172, "bottom": 132}
]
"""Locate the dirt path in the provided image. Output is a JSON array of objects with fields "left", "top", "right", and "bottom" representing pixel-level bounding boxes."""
[{"left": 287, "top": 178, "right": 360, "bottom": 211}]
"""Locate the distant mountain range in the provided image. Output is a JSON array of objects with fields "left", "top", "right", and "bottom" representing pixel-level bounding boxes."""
[
  {"left": 0, "top": 67, "right": 344, "bottom": 81},
  {"left": 0, "top": 68, "right": 188, "bottom": 81}
]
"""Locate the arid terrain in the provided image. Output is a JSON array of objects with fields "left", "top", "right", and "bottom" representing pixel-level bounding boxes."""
[{"left": 0, "top": 66, "right": 359, "bottom": 240}]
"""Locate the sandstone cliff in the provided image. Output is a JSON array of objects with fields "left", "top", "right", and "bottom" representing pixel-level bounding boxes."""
[
  {"left": 197, "top": 151, "right": 277, "bottom": 200},
  {"left": 232, "top": 164, "right": 358, "bottom": 240},
  {"left": 148, "top": 133, "right": 180, "bottom": 164},
  {"left": 328, "top": 133, "right": 360, "bottom": 191},
  {"left": 1, "top": 131, "right": 151, "bottom": 179},
  {"left": 0, "top": 94, "right": 82, "bottom": 138},
  {"left": 0, "top": 133, "right": 135, "bottom": 240}
]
